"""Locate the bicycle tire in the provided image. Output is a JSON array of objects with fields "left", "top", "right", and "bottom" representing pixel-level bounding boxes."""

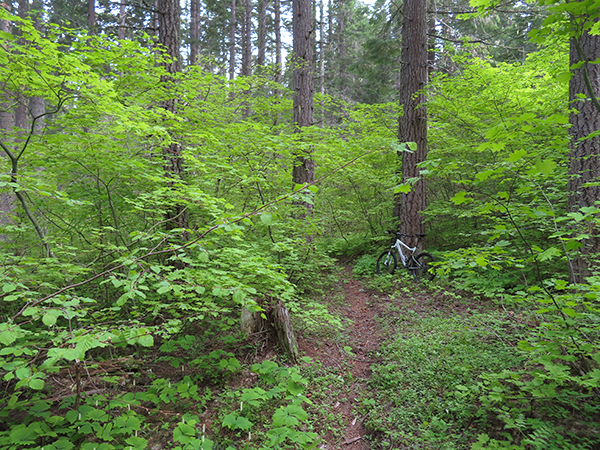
[
  {"left": 377, "top": 250, "right": 397, "bottom": 275},
  {"left": 411, "top": 252, "right": 435, "bottom": 282}
]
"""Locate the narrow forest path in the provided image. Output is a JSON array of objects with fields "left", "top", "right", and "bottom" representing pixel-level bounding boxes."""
[{"left": 297, "top": 267, "right": 386, "bottom": 449}]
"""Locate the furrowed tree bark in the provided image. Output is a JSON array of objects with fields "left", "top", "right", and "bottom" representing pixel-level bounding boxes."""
[
  {"left": 87, "top": 0, "right": 95, "bottom": 31},
  {"left": 257, "top": 0, "right": 267, "bottom": 67},
  {"left": 157, "top": 0, "right": 188, "bottom": 237},
  {"left": 190, "top": 0, "right": 200, "bottom": 64},
  {"left": 241, "top": 0, "right": 252, "bottom": 76},
  {"left": 394, "top": 0, "right": 428, "bottom": 249},
  {"left": 292, "top": 0, "right": 315, "bottom": 216},
  {"left": 567, "top": 16, "right": 600, "bottom": 283}
]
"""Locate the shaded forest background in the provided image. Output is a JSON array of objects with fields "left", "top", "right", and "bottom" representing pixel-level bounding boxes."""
[{"left": 1, "top": 0, "right": 600, "bottom": 448}]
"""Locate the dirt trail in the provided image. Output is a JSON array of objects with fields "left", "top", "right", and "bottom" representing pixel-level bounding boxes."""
[{"left": 298, "top": 267, "right": 384, "bottom": 449}]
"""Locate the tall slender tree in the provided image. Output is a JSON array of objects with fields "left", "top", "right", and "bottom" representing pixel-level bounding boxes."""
[
  {"left": 190, "top": 0, "right": 201, "bottom": 64},
  {"left": 394, "top": 0, "right": 429, "bottom": 247},
  {"left": 257, "top": 0, "right": 267, "bottom": 67},
  {"left": 274, "top": 0, "right": 282, "bottom": 81},
  {"left": 87, "top": 0, "right": 95, "bottom": 30},
  {"left": 229, "top": 0, "right": 236, "bottom": 79},
  {"left": 0, "top": 4, "right": 15, "bottom": 231},
  {"left": 241, "top": 0, "right": 252, "bottom": 76}
]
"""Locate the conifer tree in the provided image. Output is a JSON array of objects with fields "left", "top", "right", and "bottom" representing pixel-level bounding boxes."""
[{"left": 395, "top": 0, "right": 428, "bottom": 247}]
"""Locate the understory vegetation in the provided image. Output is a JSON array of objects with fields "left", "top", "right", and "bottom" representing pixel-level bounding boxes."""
[{"left": 1, "top": 4, "right": 600, "bottom": 450}]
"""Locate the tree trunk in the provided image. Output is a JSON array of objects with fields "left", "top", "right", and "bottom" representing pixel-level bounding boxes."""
[
  {"left": 190, "top": 0, "right": 201, "bottom": 65},
  {"left": 229, "top": 0, "right": 237, "bottom": 79},
  {"left": 427, "top": 0, "right": 437, "bottom": 77},
  {"left": 241, "top": 0, "right": 252, "bottom": 76},
  {"left": 394, "top": 0, "right": 428, "bottom": 249},
  {"left": 292, "top": 0, "right": 315, "bottom": 215},
  {"left": 118, "top": 0, "right": 126, "bottom": 40},
  {"left": 257, "top": 0, "right": 267, "bottom": 67},
  {"left": 87, "top": 0, "right": 95, "bottom": 31},
  {"left": 567, "top": 22, "right": 600, "bottom": 283},
  {"left": 337, "top": 1, "right": 346, "bottom": 97},
  {"left": 157, "top": 0, "right": 188, "bottom": 236},
  {"left": 1, "top": 6, "right": 15, "bottom": 232},
  {"left": 274, "top": 0, "right": 281, "bottom": 82},
  {"left": 319, "top": 0, "right": 325, "bottom": 124}
]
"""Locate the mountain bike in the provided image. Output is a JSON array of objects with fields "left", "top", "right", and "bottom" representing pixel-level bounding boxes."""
[{"left": 376, "top": 231, "right": 436, "bottom": 282}]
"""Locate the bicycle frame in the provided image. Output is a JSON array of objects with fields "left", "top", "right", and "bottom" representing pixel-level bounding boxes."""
[{"left": 391, "top": 238, "right": 418, "bottom": 268}]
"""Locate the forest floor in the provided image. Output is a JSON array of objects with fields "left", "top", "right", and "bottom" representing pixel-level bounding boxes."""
[
  {"left": 297, "top": 266, "right": 384, "bottom": 450},
  {"left": 295, "top": 265, "right": 489, "bottom": 450}
]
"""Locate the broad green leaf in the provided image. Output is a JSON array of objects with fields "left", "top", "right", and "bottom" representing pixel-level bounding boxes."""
[
  {"left": 47, "top": 347, "right": 84, "bottom": 361},
  {"left": 562, "top": 308, "right": 579, "bottom": 317},
  {"left": 506, "top": 149, "right": 527, "bottom": 162},
  {"left": 29, "top": 378, "right": 45, "bottom": 390},
  {"left": 234, "top": 416, "right": 253, "bottom": 430},
  {"left": 137, "top": 334, "right": 154, "bottom": 347},
  {"left": 222, "top": 413, "right": 237, "bottom": 429},
  {"left": 475, "top": 256, "right": 488, "bottom": 267},
  {"left": 15, "top": 366, "right": 31, "bottom": 379},
  {"left": 260, "top": 212, "right": 272, "bottom": 225},
  {"left": 394, "top": 184, "right": 411, "bottom": 194},
  {"left": 450, "top": 192, "right": 472, "bottom": 205},
  {"left": 52, "top": 438, "right": 74, "bottom": 450},
  {"left": 157, "top": 281, "right": 172, "bottom": 295},
  {"left": 0, "top": 325, "right": 21, "bottom": 346},
  {"left": 233, "top": 290, "right": 246, "bottom": 304},
  {"left": 9, "top": 425, "right": 37, "bottom": 444},
  {"left": 125, "top": 436, "right": 148, "bottom": 449},
  {"left": 2, "top": 283, "right": 16, "bottom": 293},
  {"left": 534, "top": 158, "right": 556, "bottom": 175},
  {"left": 42, "top": 310, "right": 61, "bottom": 326},
  {"left": 538, "top": 247, "right": 561, "bottom": 261}
]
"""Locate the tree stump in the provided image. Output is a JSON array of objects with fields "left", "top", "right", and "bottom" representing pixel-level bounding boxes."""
[
  {"left": 240, "top": 300, "right": 298, "bottom": 362},
  {"left": 269, "top": 300, "right": 299, "bottom": 362}
]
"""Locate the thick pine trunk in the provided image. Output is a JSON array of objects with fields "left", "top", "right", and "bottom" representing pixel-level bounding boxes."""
[
  {"left": 292, "top": 0, "right": 315, "bottom": 215},
  {"left": 157, "top": 0, "right": 188, "bottom": 235},
  {"left": 395, "top": 0, "right": 428, "bottom": 249},
  {"left": 568, "top": 26, "right": 600, "bottom": 283}
]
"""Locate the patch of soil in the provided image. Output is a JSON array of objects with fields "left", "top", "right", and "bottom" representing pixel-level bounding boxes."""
[{"left": 297, "top": 267, "right": 384, "bottom": 449}]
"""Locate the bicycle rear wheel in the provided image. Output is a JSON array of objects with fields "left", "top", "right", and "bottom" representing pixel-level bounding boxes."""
[
  {"left": 377, "top": 250, "right": 397, "bottom": 275},
  {"left": 411, "top": 252, "right": 435, "bottom": 282}
]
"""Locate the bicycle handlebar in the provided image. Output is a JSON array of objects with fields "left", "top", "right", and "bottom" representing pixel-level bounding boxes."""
[{"left": 386, "top": 230, "right": 426, "bottom": 238}]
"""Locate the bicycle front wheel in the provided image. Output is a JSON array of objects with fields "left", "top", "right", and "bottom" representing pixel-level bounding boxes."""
[
  {"left": 377, "top": 250, "right": 397, "bottom": 275},
  {"left": 411, "top": 252, "right": 435, "bottom": 282}
]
